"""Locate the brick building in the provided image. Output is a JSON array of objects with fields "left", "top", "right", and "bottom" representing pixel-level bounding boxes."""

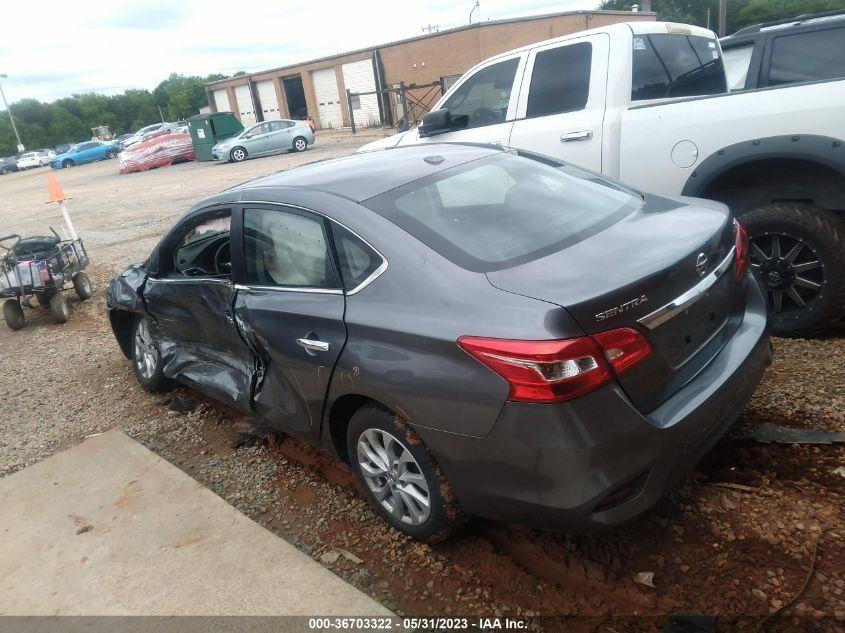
[{"left": 204, "top": 9, "right": 655, "bottom": 130}]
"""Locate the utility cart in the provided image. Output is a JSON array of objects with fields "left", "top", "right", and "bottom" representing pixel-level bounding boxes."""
[{"left": 0, "top": 230, "right": 93, "bottom": 330}]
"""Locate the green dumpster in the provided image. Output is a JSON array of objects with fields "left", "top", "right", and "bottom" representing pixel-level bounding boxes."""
[{"left": 187, "top": 112, "right": 244, "bottom": 161}]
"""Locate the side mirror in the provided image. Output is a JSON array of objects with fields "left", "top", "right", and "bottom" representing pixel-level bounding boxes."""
[{"left": 419, "top": 109, "right": 452, "bottom": 137}]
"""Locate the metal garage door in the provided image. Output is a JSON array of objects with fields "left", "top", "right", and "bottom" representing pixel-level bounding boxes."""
[
  {"left": 256, "top": 80, "right": 281, "bottom": 120},
  {"left": 234, "top": 84, "right": 256, "bottom": 125},
  {"left": 311, "top": 67, "right": 343, "bottom": 129},
  {"left": 213, "top": 89, "right": 231, "bottom": 113},
  {"left": 342, "top": 59, "right": 380, "bottom": 128}
]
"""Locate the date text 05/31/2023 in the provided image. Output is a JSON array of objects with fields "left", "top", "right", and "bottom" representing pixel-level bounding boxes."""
[{"left": 307, "top": 617, "right": 528, "bottom": 630}]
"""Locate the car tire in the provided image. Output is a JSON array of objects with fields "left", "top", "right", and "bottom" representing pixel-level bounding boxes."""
[
  {"left": 292, "top": 136, "right": 308, "bottom": 153},
  {"left": 347, "top": 404, "right": 465, "bottom": 542},
  {"left": 62, "top": 160, "right": 74, "bottom": 168},
  {"left": 49, "top": 293, "right": 69, "bottom": 324},
  {"left": 3, "top": 299, "right": 25, "bottom": 330},
  {"left": 73, "top": 272, "right": 93, "bottom": 300},
  {"left": 0, "top": 167, "right": 7, "bottom": 175},
  {"left": 742, "top": 203, "right": 845, "bottom": 337},
  {"left": 230, "top": 147, "right": 247, "bottom": 163},
  {"left": 131, "top": 316, "right": 173, "bottom": 392},
  {"left": 107, "top": 149, "right": 117, "bottom": 159}
]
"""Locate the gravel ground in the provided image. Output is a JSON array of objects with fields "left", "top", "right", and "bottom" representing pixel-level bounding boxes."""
[{"left": 0, "top": 133, "right": 843, "bottom": 630}]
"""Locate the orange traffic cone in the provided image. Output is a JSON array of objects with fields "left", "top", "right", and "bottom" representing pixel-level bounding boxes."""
[{"left": 46, "top": 173, "right": 71, "bottom": 204}]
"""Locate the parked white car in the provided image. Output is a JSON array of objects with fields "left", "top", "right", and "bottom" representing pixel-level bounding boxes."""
[
  {"left": 360, "top": 20, "right": 845, "bottom": 337},
  {"left": 16, "top": 150, "right": 54, "bottom": 169}
]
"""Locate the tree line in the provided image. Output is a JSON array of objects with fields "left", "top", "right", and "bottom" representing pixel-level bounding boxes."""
[
  {"left": 599, "top": 0, "right": 845, "bottom": 34},
  {"left": 0, "top": 73, "right": 231, "bottom": 156}
]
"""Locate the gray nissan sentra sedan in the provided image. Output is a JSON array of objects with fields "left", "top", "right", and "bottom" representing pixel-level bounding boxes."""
[{"left": 107, "top": 143, "right": 771, "bottom": 541}]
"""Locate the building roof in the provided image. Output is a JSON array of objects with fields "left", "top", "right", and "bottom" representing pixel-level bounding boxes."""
[
  {"left": 205, "top": 9, "right": 651, "bottom": 88},
  {"left": 232, "top": 143, "right": 503, "bottom": 202}
]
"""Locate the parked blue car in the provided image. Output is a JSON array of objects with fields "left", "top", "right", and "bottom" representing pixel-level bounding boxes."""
[{"left": 50, "top": 141, "right": 118, "bottom": 169}]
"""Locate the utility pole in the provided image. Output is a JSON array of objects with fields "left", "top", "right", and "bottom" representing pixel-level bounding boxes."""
[
  {"left": 469, "top": 0, "right": 479, "bottom": 24},
  {"left": 421, "top": 24, "right": 439, "bottom": 33},
  {"left": 157, "top": 105, "right": 165, "bottom": 123},
  {"left": 0, "top": 74, "right": 23, "bottom": 153},
  {"left": 718, "top": 0, "right": 727, "bottom": 37}
]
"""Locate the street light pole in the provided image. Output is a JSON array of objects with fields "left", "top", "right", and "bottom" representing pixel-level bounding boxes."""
[{"left": 0, "top": 74, "right": 23, "bottom": 152}]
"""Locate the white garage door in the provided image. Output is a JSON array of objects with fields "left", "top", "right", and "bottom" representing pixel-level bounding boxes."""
[
  {"left": 342, "top": 59, "right": 380, "bottom": 128},
  {"left": 311, "top": 67, "right": 343, "bottom": 129},
  {"left": 213, "top": 89, "right": 230, "bottom": 113},
  {"left": 256, "top": 80, "right": 281, "bottom": 120},
  {"left": 234, "top": 84, "right": 256, "bottom": 126}
]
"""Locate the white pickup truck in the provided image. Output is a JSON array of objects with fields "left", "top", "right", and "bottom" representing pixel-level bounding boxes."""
[{"left": 361, "top": 21, "right": 845, "bottom": 337}]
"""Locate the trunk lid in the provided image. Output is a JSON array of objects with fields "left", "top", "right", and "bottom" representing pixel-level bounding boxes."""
[{"left": 487, "top": 195, "right": 744, "bottom": 412}]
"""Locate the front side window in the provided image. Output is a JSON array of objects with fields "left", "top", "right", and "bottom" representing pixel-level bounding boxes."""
[
  {"left": 769, "top": 28, "right": 845, "bottom": 86},
  {"left": 527, "top": 42, "right": 592, "bottom": 118},
  {"left": 173, "top": 212, "right": 231, "bottom": 278},
  {"left": 442, "top": 57, "right": 519, "bottom": 130},
  {"left": 365, "top": 152, "right": 641, "bottom": 272},
  {"left": 723, "top": 43, "right": 755, "bottom": 90},
  {"left": 631, "top": 34, "right": 727, "bottom": 101},
  {"left": 243, "top": 208, "right": 338, "bottom": 289}
]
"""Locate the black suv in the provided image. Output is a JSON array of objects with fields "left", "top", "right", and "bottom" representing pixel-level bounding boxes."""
[{"left": 721, "top": 10, "right": 845, "bottom": 90}]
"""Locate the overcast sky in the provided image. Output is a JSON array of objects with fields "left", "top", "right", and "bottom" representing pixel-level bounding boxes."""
[{"left": 0, "top": 0, "right": 600, "bottom": 105}]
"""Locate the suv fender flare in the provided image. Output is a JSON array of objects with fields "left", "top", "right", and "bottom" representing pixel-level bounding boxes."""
[{"left": 681, "top": 134, "right": 845, "bottom": 200}]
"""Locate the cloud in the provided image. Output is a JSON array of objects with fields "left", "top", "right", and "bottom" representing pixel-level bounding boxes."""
[{"left": 0, "top": 0, "right": 599, "bottom": 103}]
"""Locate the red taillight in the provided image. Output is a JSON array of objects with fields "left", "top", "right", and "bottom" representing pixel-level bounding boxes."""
[
  {"left": 735, "top": 220, "right": 750, "bottom": 280},
  {"left": 593, "top": 328, "right": 652, "bottom": 375},
  {"left": 458, "top": 328, "right": 652, "bottom": 404}
]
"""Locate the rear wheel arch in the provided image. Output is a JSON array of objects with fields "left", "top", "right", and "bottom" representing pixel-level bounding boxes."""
[{"left": 327, "top": 393, "right": 383, "bottom": 462}]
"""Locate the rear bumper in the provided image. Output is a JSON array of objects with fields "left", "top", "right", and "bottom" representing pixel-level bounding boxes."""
[{"left": 417, "top": 278, "right": 771, "bottom": 529}]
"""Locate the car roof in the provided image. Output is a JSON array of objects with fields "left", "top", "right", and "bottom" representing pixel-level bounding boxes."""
[
  {"left": 723, "top": 9, "right": 845, "bottom": 44},
  {"left": 231, "top": 143, "right": 504, "bottom": 203}
]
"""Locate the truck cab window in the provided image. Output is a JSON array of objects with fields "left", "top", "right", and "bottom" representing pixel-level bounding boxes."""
[
  {"left": 631, "top": 34, "right": 726, "bottom": 101},
  {"left": 442, "top": 58, "right": 519, "bottom": 130},
  {"left": 527, "top": 42, "right": 592, "bottom": 118}
]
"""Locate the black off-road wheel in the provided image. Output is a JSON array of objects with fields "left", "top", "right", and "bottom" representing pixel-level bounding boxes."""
[
  {"left": 33, "top": 292, "right": 52, "bottom": 308},
  {"left": 347, "top": 404, "right": 465, "bottom": 542},
  {"left": 49, "top": 293, "right": 69, "bottom": 324},
  {"left": 3, "top": 299, "right": 25, "bottom": 330},
  {"left": 230, "top": 147, "right": 247, "bottom": 163},
  {"left": 131, "top": 316, "right": 173, "bottom": 392},
  {"left": 73, "top": 272, "right": 93, "bottom": 300},
  {"left": 742, "top": 203, "right": 845, "bottom": 337}
]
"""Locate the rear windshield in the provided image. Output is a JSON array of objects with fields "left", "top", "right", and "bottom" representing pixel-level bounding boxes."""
[
  {"left": 363, "top": 152, "right": 641, "bottom": 272},
  {"left": 632, "top": 33, "right": 727, "bottom": 101}
]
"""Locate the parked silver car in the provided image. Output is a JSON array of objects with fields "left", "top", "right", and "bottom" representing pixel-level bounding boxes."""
[{"left": 211, "top": 120, "right": 314, "bottom": 162}]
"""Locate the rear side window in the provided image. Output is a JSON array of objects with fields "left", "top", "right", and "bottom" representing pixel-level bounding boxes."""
[
  {"left": 364, "top": 153, "right": 641, "bottom": 272},
  {"left": 243, "top": 208, "right": 338, "bottom": 289},
  {"left": 527, "top": 42, "right": 592, "bottom": 118},
  {"left": 631, "top": 34, "right": 726, "bottom": 101},
  {"left": 442, "top": 58, "right": 519, "bottom": 130},
  {"left": 723, "top": 43, "right": 755, "bottom": 90},
  {"left": 330, "top": 224, "right": 383, "bottom": 292},
  {"left": 769, "top": 28, "right": 845, "bottom": 86}
]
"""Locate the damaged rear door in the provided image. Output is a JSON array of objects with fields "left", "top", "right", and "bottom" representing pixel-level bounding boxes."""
[
  {"left": 143, "top": 207, "right": 256, "bottom": 410},
  {"left": 234, "top": 204, "right": 346, "bottom": 441}
]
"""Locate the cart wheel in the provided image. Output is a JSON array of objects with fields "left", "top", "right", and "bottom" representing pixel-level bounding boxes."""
[
  {"left": 50, "top": 293, "right": 69, "bottom": 324},
  {"left": 3, "top": 299, "right": 25, "bottom": 330},
  {"left": 73, "top": 273, "right": 93, "bottom": 300}
]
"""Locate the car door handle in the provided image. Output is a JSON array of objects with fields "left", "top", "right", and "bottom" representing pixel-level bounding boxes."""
[
  {"left": 297, "top": 338, "right": 329, "bottom": 352},
  {"left": 560, "top": 130, "right": 593, "bottom": 142}
]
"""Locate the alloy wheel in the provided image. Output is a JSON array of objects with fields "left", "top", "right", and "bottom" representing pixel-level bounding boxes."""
[
  {"left": 356, "top": 428, "right": 431, "bottom": 526},
  {"left": 231, "top": 148, "right": 246, "bottom": 162},
  {"left": 134, "top": 318, "right": 159, "bottom": 380},
  {"left": 295, "top": 139, "right": 307, "bottom": 152},
  {"left": 749, "top": 232, "right": 825, "bottom": 314}
]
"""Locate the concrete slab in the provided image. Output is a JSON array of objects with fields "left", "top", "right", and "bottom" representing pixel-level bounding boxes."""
[{"left": 0, "top": 430, "right": 390, "bottom": 616}]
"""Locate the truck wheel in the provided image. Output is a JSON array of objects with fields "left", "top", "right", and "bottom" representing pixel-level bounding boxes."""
[
  {"left": 50, "top": 293, "right": 69, "bottom": 324},
  {"left": 347, "top": 404, "right": 466, "bottom": 542},
  {"left": 742, "top": 203, "right": 845, "bottom": 337},
  {"left": 3, "top": 299, "right": 25, "bottom": 330},
  {"left": 73, "top": 272, "right": 93, "bottom": 300}
]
